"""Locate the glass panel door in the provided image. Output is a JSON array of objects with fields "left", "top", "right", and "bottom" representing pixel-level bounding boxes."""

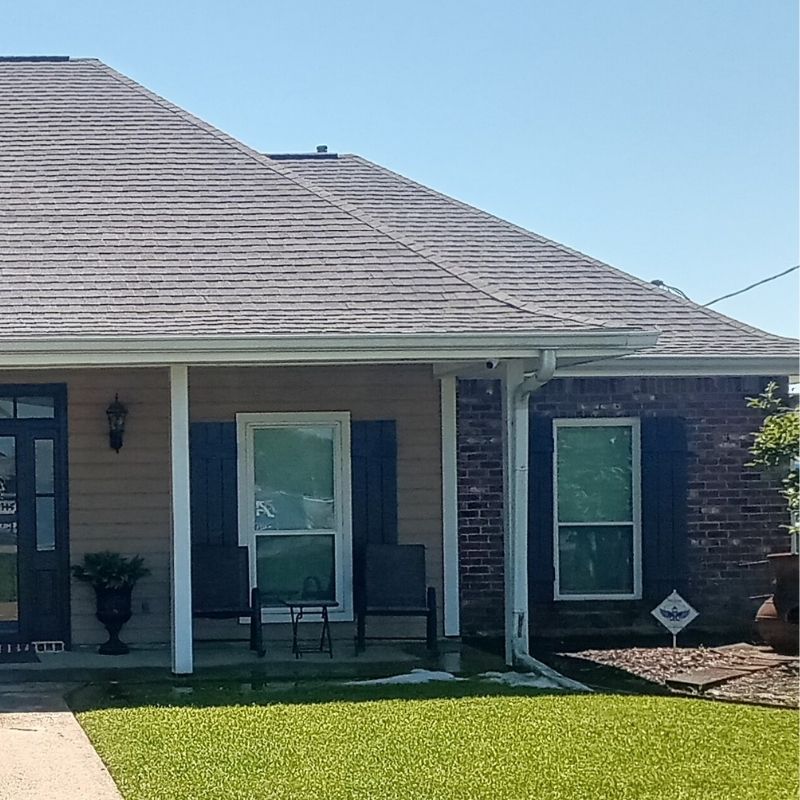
[
  {"left": 0, "top": 436, "right": 18, "bottom": 626},
  {"left": 0, "top": 386, "right": 69, "bottom": 644}
]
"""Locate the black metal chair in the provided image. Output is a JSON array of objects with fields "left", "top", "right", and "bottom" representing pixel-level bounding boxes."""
[
  {"left": 191, "top": 545, "right": 265, "bottom": 657},
  {"left": 355, "top": 543, "right": 437, "bottom": 653}
]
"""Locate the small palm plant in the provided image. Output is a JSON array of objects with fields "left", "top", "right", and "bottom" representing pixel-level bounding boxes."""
[
  {"left": 72, "top": 551, "right": 150, "bottom": 589},
  {"left": 72, "top": 552, "right": 150, "bottom": 655}
]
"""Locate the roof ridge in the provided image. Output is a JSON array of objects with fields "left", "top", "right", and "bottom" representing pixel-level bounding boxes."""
[
  {"left": 344, "top": 155, "right": 793, "bottom": 346},
  {"left": 87, "top": 61, "right": 609, "bottom": 332}
]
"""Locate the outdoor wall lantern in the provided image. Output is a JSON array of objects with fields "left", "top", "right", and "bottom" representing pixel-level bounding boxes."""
[{"left": 106, "top": 394, "right": 128, "bottom": 453}]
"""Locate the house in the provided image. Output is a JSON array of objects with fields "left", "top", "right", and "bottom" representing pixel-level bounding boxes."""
[{"left": 0, "top": 56, "right": 795, "bottom": 673}]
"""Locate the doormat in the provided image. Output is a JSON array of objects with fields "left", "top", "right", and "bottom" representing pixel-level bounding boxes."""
[{"left": 0, "top": 643, "right": 40, "bottom": 663}]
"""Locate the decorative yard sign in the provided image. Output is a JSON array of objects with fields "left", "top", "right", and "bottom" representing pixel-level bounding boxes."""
[{"left": 651, "top": 590, "right": 699, "bottom": 647}]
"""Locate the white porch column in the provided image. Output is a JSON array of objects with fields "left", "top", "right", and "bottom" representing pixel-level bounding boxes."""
[
  {"left": 440, "top": 375, "right": 460, "bottom": 636},
  {"left": 169, "top": 365, "right": 193, "bottom": 674},
  {"left": 501, "top": 360, "right": 530, "bottom": 665}
]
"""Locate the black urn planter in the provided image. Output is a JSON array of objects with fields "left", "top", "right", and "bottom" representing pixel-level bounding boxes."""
[{"left": 95, "top": 586, "right": 133, "bottom": 655}]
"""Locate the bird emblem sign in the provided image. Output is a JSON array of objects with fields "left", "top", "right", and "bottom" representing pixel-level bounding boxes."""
[{"left": 651, "top": 590, "right": 698, "bottom": 644}]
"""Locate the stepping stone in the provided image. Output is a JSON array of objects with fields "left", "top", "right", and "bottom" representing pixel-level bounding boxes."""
[
  {"left": 712, "top": 642, "right": 759, "bottom": 653},
  {"left": 666, "top": 667, "right": 753, "bottom": 692},
  {"left": 712, "top": 643, "right": 798, "bottom": 666},
  {"left": 746, "top": 653, "right": 798, "bottom": 665}
]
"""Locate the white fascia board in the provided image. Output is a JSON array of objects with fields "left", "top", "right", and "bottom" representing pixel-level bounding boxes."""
[
  {"left": 0, "top": 330, "right": 659, "bottom": 369},
  {"left": 557, "top": 354, "right": 799, "bottom": 377}
]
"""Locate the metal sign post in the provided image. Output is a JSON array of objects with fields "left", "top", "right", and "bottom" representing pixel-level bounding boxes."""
[{"left": 651, "top": 590, "right": 699, "bottom": 647}]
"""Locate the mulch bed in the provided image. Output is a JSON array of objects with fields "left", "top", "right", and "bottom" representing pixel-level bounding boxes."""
[{"left": 564, "top": 645, "right": 799, "bottom": 708}]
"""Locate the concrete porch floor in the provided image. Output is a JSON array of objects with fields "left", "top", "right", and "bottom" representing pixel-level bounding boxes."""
[{"left": 0, "top": 639, "right": 503, "bottom": 684}]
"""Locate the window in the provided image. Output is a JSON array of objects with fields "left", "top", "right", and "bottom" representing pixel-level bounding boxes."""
[
  {"left": 553, "top": 419, "right": 641, "bottom": 600},
  {"left": 237, "top": 413, "right": 353, "bottom": 621},
  {"left": 0, "top": 396, "right": 55, "bottom": 419}
]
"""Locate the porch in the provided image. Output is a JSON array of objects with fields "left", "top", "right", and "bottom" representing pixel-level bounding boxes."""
[
  {"left": 0, "top": 362, "right": 467, "bottom": 673},
  {"left": 0, "top": 639, "right": 498, "bottom": 684},
  {"left": 0, "top": 349, "right": 607, "bottom": 675}
]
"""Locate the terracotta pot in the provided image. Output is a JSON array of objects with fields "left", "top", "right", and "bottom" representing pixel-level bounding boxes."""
[{"left": 755, "top": 553, "right": 799, "bottom": 655}]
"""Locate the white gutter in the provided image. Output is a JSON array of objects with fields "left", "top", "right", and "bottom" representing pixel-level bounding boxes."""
[
  {"left": 556, "top": 354, "right": 798, "bottom": 378},
  {"left": 0, "top": 330, "right": 659, "bottom": 369}
]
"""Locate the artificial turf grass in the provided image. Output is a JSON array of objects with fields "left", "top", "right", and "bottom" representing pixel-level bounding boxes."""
[{"left": 75, "top": 681, "right": 798, "bottom": 800}]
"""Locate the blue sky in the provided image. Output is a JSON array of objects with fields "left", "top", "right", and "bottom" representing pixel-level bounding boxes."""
[{"left": 5, "top": 1, "right": 798, "bottom": 337}]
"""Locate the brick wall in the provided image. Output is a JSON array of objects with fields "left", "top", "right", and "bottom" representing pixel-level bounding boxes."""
[
  {"left": 456, "top": 379, "right": 505, "bottom": 637},
  {"left": 457, "top": 375, "right": 790, "bottom": 640}
]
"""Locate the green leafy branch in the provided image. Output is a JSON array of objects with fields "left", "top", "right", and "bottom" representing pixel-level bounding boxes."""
[{"left": 747, "top": 381, "right": 800, "bottom": 535}]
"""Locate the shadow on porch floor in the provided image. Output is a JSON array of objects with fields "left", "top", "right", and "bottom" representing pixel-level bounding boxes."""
[{"left": 0, "top": 640, "right": 504, "bottom": 684}]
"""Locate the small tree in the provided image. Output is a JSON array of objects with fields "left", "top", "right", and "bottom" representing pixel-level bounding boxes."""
[{"left": 747, "top": 381, "right": 800, "bottom": 543}]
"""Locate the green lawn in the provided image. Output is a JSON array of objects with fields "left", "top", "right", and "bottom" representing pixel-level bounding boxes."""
[{"left": 74, "top": 681, "right": 798, "bottom": 800}]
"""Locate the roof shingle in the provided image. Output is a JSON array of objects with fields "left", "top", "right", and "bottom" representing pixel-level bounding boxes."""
[
  {"left": 0, "top": 59, "right": 611, "bottom": 340},
  {"left": 0, "top": 58, "right": 794, "bottom": 363},
  {"left": 277, "top": 155, "right": 797, "bottom": 358}
]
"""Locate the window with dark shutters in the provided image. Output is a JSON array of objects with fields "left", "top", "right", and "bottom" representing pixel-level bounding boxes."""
[
  {"left": 189, "top": 419, "right": 398, "bottom": 611},
  {"left": 527, "top": 413, "right": 689, "bottom": 605}
]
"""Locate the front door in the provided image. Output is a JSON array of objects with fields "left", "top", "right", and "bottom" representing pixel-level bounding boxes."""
[{"left": 0, "top": 388, "right": 69, "bottom": 645}]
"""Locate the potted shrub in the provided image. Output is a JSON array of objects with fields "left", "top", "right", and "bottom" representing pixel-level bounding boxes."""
[
  {"left": 72, "top": 551, "right": 150, "bottom": 655},
  {"left": 747, "top": 382, "right": 799, "bottom": 654}
]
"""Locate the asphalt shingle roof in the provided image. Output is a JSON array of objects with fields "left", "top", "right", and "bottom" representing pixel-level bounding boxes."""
[
  {"left": 277, "top": 155, "right": 797, "bottom": 358},
  {"left": 0, "top": 57, "right": 794, "bottom": 362},
  {"left": 0, "top": 58, "right": 613, "bottom": 340}
]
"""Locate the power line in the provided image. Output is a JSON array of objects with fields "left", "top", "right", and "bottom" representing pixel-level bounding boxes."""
[{"left": 703, "top": 265, "right": 799, "bottom": 307}]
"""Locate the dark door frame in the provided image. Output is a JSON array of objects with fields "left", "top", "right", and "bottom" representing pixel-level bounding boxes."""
[{"left": 0, "top": 383, "right": 70, "bottom": 646}]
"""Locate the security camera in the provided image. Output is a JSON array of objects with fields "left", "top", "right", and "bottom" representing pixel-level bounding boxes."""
[{"left": 485, "top": 359, "right": 500, "bottom": 370}]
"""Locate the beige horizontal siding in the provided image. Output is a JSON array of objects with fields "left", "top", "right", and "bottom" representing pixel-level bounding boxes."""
[
  {"left": 0, "top": 364, "right": 445, "bottom": 647},
  {"left": 190, "top": 364, "right": 444, "bottom": 641},
  {"left": 0, "top": 368, "right": 172, "bottom": 646}
]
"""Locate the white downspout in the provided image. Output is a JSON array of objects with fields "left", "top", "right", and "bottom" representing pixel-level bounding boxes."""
[
  {"left": 505, "top": 350, "right": 588, "bottom": 690},
  {"left": 505, "top": 350, "right": 556, "bottom": 666}
]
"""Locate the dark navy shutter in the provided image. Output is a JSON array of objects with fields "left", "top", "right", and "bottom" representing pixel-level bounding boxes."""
[
  {"left": 189, "top": 422, "right": 247, "bottom": 610},
  {"left": 641, "top": 416, "right": 689, "bottom": 601},
  {"left": 351, "top": 420, "right": 398, "bottom": 549},
  {"left": 351, "top": 420, "right": 398, "bottom": 604},
  {"left": 528, "top": 414, "right": 555, "bottom": 603}
]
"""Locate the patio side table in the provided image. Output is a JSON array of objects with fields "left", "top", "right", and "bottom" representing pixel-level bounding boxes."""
[{"left": 284, "top": 601, "right": 338, "bottom": 658}]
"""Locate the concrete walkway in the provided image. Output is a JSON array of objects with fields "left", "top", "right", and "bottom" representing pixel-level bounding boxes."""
[{"left": 0, "top": 683, "right": 121, "bottom": 800}]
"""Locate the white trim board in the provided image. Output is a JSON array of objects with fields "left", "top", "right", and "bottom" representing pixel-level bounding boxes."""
[
  {"left": 0, "top": 331, "right": 658, "bottom": 369},
  {"left": 556, "top": 355, "right": 797, "bottom": 377}
]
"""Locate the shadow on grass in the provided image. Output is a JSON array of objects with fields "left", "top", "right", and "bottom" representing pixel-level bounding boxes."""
[
  {"left": 66, "top": 640, "right": 677, "bottom": 715},
  {"left": 535, "top": 651, "right": 674, "bottom": 697},
  {"left": 68, "top": 675, "right": 623, "bottom": 715}
]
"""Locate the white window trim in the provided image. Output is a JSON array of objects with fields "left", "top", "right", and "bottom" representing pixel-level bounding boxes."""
[
  {"left": 552, "top": 417, "right": 642, "bottom": 601},
  {"left": 236, "top": 411, "right": 353, "bottom": 623}
]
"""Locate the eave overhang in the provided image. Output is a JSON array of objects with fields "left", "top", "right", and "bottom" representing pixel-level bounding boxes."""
[{"left": 0, "top": 330, "right": 659, "bottom": 369}]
